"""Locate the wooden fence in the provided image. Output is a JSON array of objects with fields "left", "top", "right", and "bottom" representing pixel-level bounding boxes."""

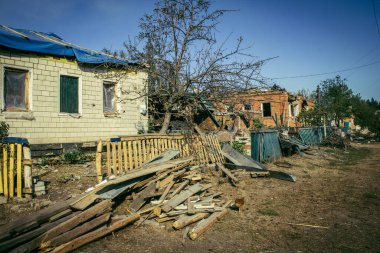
[
  {"left": 96, "top": 134, "right": 224, "bottom": 182},
  {"left": 0, "top": 140, "right": 32, "bottom": 199}
]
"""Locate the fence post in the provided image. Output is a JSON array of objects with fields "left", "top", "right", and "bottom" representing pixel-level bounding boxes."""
[
  {"left": 22, "top": 145, "right": 32, "bottom": 194},
  {"left": 96, "top": 140, "right": 103, "bottom": 183},
  {"left": 16, "top": 144, "right": 22, "bottom": 198},
  {"left": 3, "top": 145, "right": 8, "bottom": 198}
]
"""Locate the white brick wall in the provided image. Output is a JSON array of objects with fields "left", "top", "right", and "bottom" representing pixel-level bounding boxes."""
[{"left": 0, "top": 49, "right": 148, "bottom": 144}]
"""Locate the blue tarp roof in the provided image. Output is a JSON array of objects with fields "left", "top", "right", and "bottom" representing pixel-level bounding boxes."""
[{"left": 0, "top": 25, "right": 131, "bottom": 65}]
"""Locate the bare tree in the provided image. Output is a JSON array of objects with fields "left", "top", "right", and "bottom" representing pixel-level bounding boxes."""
[{"left": 112, "top": 0, "right": 271, "bottom": 133}]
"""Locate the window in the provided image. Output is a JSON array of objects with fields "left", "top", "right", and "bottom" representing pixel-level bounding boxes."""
[
  {"left": 262, "top": 102, "right": 271, "bottom": 117},
  {"left": 244, "top": 104, "right": 252, "bottom": 111},
  {"left": 103, "top": 81, "right": 117, "bottom": 114},
  {"left": 60, "top": 75, "right": 79, "bottom": 113},
  {"left": 4, "top": 68, "right": 29, "bottom": 111}
]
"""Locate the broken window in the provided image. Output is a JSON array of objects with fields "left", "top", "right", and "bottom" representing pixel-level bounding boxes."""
[
  {"left": 103, "top": 81, "right": 116, "bottom": 113},
  {"left": 4, "top": 68, "right": 29, "bottom": 111},
  {"left": 60, "top": 75, "right": 79, "bottom": 113},
  {"left": 262, "top": 102, "right": 271, "bottom": 117},
  {"left": 244, "top": 104, "right": 252, "bottom": 111}
]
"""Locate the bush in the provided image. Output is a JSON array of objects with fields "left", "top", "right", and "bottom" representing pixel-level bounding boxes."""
[
  {"left": 63, "top": 149, "right": 84, "bottom": 164},
  {"left": 0, "top": 122, "right": 9, "bottom": 139},
  {"left": 232, "top": 141, "right": 246, "bottom": 155},
  {"left": 253, "top": 117, "right": 264, "bottom": 129}
]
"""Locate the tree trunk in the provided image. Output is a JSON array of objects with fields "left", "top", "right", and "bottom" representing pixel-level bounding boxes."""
[{"left": 159, "top": 112, "right": 172, "bottom": 134}]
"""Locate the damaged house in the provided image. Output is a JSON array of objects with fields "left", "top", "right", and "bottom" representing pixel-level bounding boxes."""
[
  {"left": 198, "top": 89, "right": 314, "bottom": 132},
  {"left": 0, "top": 25, "right": 148, "bottom": 145}
]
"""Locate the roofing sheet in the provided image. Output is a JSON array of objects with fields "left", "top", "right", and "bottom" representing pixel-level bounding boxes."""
[{"left": 0, "top": 25, "right": 131, "bottom": 65}]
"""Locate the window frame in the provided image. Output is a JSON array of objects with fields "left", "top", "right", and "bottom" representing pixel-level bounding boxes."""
[
  {"left": 261, "top": 102, "right": 272, "bottom": 117},
  {"left": 243, "top": 104, "right": 252, "bottom": 111},
  {"left": 0, "top": 64, "right": 33, "bottom": 113},
  {"left": 102, "top": 80, "right": 119, "bottom": 115},
  {"left": 58, "top": 73, "right": 82, "bottom": 116}
]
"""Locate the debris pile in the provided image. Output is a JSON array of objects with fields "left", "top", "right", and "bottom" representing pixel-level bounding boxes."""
[{"left": 0, "top": 152, "right": 236, "bottom": 252}]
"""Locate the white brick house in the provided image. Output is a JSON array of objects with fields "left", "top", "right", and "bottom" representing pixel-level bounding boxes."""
[{"left": 0, "top": 26, "right": 148, "bottom": 144}]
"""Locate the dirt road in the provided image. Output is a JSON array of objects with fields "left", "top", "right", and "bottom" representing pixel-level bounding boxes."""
[{"left": 81, "top": 143, "right": 380, "bottom": 253}]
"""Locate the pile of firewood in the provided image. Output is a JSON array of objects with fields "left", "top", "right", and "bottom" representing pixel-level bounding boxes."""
[{"left": 0, "top": 153, "right": 237, "bottom": 253}]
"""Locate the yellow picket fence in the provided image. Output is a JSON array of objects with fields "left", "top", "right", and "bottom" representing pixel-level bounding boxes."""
[
  {"left": 0, "top": 142, "right": 32, "bottom": 199},
  {"left": 95, "top": 134, "right": 224, "bottom": 182}
]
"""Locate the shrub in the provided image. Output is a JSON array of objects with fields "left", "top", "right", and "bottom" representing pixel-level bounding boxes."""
[
  {"left": 232, "top": 141, "right": 246, "bottom": 155},
  {"left": 0, "top": 122, "right": 9, "bottom": 139},
  {"left": 63, "top": 149, "right": 83, "bottom": 164}
]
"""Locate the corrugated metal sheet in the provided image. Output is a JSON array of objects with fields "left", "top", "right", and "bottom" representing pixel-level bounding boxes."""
[
  {"left": 299, "top": 127, "right": 324, "bottom": 145},
  {"left": 251, "top": 130, "right": 282, "bottom": 163}
]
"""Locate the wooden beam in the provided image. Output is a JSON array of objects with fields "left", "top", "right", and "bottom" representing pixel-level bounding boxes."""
[
  {"left": 3, "top": 145, "right": 8, "bottom": 198},
  {"left": 41, "top": 212, "right": 111, "bottom": 249},
  {"left": 50, "top": 214, "right": 140, "bottom": 253},
  {"left": 129, "top": 182, "right": 156, "bottom": 212},
  {"left": 106, "top": 139, "right": 111, "bottom": 176},
  {"left": 42, "top": 200, "right": 112, "bottom": 243}
]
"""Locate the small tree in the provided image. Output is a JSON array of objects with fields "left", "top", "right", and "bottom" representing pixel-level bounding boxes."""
[
  {"left": 119, "top": 0, "right": 270, "bottom": 133},
  {"left": 319, "top": 76, "right": 353, "bottom": 126}
]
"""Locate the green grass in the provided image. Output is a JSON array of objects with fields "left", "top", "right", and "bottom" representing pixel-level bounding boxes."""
[
  {"left": 328, "top": 148, "right": 371, "bottom": 168},
  {"left": 257, "top": 208, "right": 279, "bottom": 216}
]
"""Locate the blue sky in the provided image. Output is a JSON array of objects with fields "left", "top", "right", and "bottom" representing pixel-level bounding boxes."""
[{"left": 0, "top": 0, "right": 379, "bottom": 100}]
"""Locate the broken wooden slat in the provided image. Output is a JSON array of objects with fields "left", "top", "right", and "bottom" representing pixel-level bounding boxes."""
[
  {"left": 129, "top": 182, "right": 156, "bottom": 212},
  {"left": 111, "top": 142, "right": 117, "bottom": 175},
  {"left": 168, "top": 180, "right": 189, "bottom": 199},
  {"left": 133, "top": 140, "right": 138, "bottom": 169},
  {"left": 173, "top": 213, "right": 210, "bottom": 230},
  {"left": 158, "top": 180, "right": 175, "bottom": 203},
  {"left": 22, "top": 145, "right": 32, "bottom": 194},
  {"left": 41, "top": 212, "right": 111, "bottom": 249},
  {"left": 70, "top": 156, "right": 194, "bottom": 210},
  {"left": 137, "top": 139, "right": 142, "bottom": 167},
  {"left": 216, "top": 163, "right": 238, "bottom": 186},
  {"left": 142, "top": 139, "right": 147, "bottom": 163},
  {"left": 161, "top": 183, "right": 204, "bottom": 213},
  {"left": 117, "top": 141, "right": 123, "bottom": 174},
  {"left": 43, "top": 200, "right": 112, "bottom": 243},
  {"left": 128, "top": 140, "right": 133, "bottom": 170},
  {"left": 96, "top": 140, "right": 103, "bottom": 183},
  {"left": 9, "top": 144, "right": 14, "bottom": 198},
  {"left": 3, "top": 145, "right": 8, "bottom": 198},
  {"left": 123, "top": 141, "right": 128, "bottom": 171},
  {"left": 0, "top": 146, "right": 3, "bottom": 194},
  {"left": 16, "top": 144, "right": 22, "bottom": 198},
  {"left": 106, "top": 139, "right": 111, "bottom": 176},
  {"left": 158, "top": 174, "right": 174, "bottom": 189},
  {"left": 50, "top": 213, "right": 140, "bottom": 253}
]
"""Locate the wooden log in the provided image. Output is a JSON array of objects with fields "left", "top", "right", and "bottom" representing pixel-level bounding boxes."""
[
  {"left": 117, "top": 141, "right": 123, "bottom": 174},
  {"left": 42, "top": 200, "right": 112, "bottom": 243},
  {"left": 3, "top": 145, "right": 8, "bottom": 198},
  {"left": 96, "top": 140, "right": 103, "bottom": 183},
  {"left": 106, "top": 139, "right": 111, "bottom": 176},
  {"left": 216, "top": 163, "right": 238, "bottom": 186},
  {"left": 41, "top": 212, "right": 111, "bottom": 249},
  {"left": 189, "top": 206, "right": 229, "bottom": 240},
  {"left": 9, "top": 144, "right": 15, "bottom": 198},
  {"left": 173, "top": 213, "right": 210, "bottom": 229},
  {"left": 50, "top": 213, "right": 140, "bottom": 253},
  {"left": 1, "top": 212, "right": 77, "bottom": 253},
  {"left": 16, "top": 144, "right": 22, "bottom": 198},
  {"left": 111, "top": 142, "right": 117, "bottom": 175},
  {"left": 161, "top": 183, "right": 204, "bottom": 213}
]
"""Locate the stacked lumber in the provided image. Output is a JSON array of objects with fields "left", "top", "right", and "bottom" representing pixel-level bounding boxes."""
[{"left": 0, "top": 156, "right": 194, "bottom": 253}]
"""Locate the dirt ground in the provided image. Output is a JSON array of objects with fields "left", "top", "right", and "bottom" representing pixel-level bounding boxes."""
[{"left": 1, "top": 142, "right": 379, "bottom": 253}]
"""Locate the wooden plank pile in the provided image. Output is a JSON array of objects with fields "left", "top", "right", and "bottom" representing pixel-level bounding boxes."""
[{"left": 0, "top": 149, "right": 233, "bottom": 252}]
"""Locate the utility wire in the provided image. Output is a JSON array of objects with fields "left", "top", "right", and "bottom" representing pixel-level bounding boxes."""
[
  {"left": 271, "top": 59, "right": 380, "bottom": 80},
  {"left": 372, "top": 0, "right": 380, "bottom": 39}
]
